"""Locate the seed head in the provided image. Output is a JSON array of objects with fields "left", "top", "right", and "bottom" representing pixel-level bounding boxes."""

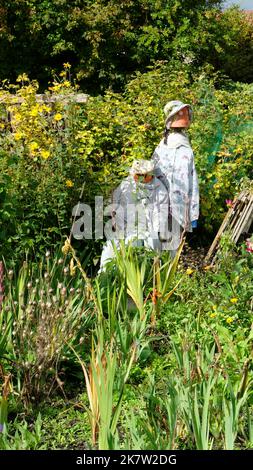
[
  {"left": 8, "top": 270, "right": 14, "bottom": 280},
  {"left": 61, "top": 287, "right": 67, "bottom": 296}
]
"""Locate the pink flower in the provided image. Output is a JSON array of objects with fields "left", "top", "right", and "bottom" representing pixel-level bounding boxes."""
[
  {"left": 246, "top": 239, "right": 253, "bottom": 253},
  {"left": 226, "top": 199, "right": 234, "bottom": 208}
]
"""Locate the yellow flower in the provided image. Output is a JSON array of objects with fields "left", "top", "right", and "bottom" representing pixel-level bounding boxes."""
[
  {"left": 230, "top": 298, "right": 238, "bottom": 304},
  {"left": 13, "top": 131, "right": 23, "bottom": 141},
  {"left": 54, "top": 113, "right": 63, "bottom": 121},
  {"left": 16, "top": 73, "right": 29, "bottom": 83},
  {"left": 49, "top": 83, "right": 62, "bottom": 92},
  {"left": 41, "top": 150, "right": 50, "bottom": 159},
  {"left": 30, "top": 108, "right": 39, "bottom": 117},
  {"left": 203, "top": 265, "right": 212, "bottom": 271},
  {"left": 42, "top": 105, "right": 51, "bottom": 113},
  {"left": 29, "top": 141, "right": 39, "bottom": 152},
  {"left": 209, "top": 313, "right": 217, "bottom": 318},
  {"left": 66, "top": 179, "right": 74, "bottom": 188},
  {"left": 63, "top": 62, "right": 71, "bottom": 69},
  {"left": 138, "top": 124, "right": 147, "bottom": 132},
  {"left": 63, "top": 81, "right": 71, "bottom": 88},
  {"left": 186, "top": 268, "right": 194, "bottom": 275},
  {"left": 13, "top": 112, "right": 22, "bottom": 121},
  {"left": 226, "top": 317, "right": 234, "bottom": 324}
]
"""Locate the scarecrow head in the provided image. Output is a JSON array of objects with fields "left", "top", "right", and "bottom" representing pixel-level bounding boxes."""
[
  {"left": 164, "top": 100, "right": 193, "bottom": 130},
  {"left": 130, "top": 159, "right": 154, "bottom": 184}
]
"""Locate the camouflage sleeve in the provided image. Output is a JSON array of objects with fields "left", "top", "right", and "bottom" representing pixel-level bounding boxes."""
[
  {"left": 112, "top": 183, "right": 123, "bottom": 213},
  {"left": 158, "top": 182, "right": 170, "bottom": 241},
  {"left": 152, "top": 150, "right": 169, "bottom": 191},
  {"left": 188, "top": 154, "right": 199, "bottom": 222}
]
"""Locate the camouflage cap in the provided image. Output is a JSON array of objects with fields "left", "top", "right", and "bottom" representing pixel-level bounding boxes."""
[
  {"left": 164, "top": 100, "right": 192, "bottom": 127},
  {"left": 130, "top": 159, "right": 155, "bottom": 175}
]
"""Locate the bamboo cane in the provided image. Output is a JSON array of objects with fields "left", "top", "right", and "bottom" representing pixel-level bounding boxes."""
[{"left": 205, "top": 189, "right": 253, "bottom": 265}]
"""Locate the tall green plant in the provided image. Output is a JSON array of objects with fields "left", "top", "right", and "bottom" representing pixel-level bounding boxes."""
[
  {"left": 223, "top": 381, "right": 250, "bottom": 450},
  {"left": 74, "top": 323, "right": 137, "bottom": 450},
  {"left": 187, "top": 373, "right": 216, "bottom": 450}
]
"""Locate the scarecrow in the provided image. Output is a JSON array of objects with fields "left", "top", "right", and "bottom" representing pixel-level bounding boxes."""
[
  {"left": 99, "top": 159, "right": 169, "bottom": 271},
  {"left": 152, "top": 100, "right": 199, "bottom": 256}
]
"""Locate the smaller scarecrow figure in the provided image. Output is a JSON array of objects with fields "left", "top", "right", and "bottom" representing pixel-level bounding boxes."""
[{"left": 99, "top": 159, "right": 169, "bottom": 271}]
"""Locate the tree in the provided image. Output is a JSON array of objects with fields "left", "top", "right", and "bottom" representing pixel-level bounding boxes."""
[{"left": 1, "top": 1, "right": 253, "bottom": 92}]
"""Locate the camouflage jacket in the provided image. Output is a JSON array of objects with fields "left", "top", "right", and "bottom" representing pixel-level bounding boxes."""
[{"left": 152, "top": 131, "right": 199, "bottom": 231}]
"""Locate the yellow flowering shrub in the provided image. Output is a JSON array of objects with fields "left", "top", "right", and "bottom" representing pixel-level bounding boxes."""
[
  {"left": 0, "top": 61, "right": 253, "bottom": 259},
  {"left": 0, "top": 69, "right": 83, "bottom": 259}
]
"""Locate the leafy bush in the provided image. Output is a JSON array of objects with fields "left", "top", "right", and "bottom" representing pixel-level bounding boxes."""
[
  {"left": 1, "top": 2, "right": 253, "bottom": 91},
  {"left": 0, "top": 62, "right": 253, "bottom": 261}
]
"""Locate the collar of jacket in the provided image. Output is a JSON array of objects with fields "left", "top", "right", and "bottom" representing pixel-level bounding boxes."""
[{"left": 164, "top": 131, "right": 191, "bottom": 149}]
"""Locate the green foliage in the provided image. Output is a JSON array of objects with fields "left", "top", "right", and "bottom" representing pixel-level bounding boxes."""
[
  {"left": 1, "top": 249, "right": 94, "bottom": 405},
  {"left": 122, "top": 325, "right": 253, "bottom": 450},
  {"left": 1, "top": 2, "right": 253, "bottom": 91},
  {"left": 80, "top": 62, "right": 253, "bottom": 233},
  {"left": 0, "top": 0, "right": 253, "bottom": 451},
  {"left": 0, "top": 62, "right": 253, "bottom": 260},
  {"left": 216, "top": 8, "right": 253, "bottom": 84},
  {"left": 0, "top": 414, "right": 42, "bottom": 450},
  {"left": 0, "top": 242, "right": 252, "bottom": 449},
  {"left": 64, "top": 238, "right": 181, "bottom": 449}
]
